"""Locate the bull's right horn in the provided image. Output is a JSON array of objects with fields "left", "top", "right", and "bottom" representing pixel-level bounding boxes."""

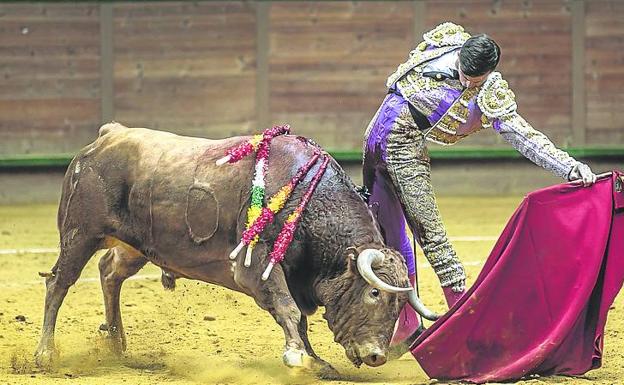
[
  {"left": 407, "top": 289, "right": 440, "bottom": 321},
  {"left": 356, "top": 249, "right": 440, "bottom": 321}
]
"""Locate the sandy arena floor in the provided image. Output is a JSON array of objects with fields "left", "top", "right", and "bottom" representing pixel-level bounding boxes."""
[{"left": 0, "top": 197, "right": 622, "bottom": 384}]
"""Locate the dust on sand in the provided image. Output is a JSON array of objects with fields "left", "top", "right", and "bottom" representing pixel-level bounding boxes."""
[{"left": 1, "top": 198, "right": 622, "bottom": 384}]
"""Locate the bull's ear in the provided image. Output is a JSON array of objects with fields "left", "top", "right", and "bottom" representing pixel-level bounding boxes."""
[{"left": 344, "top": 246, "right": 359, "bottom": 275}]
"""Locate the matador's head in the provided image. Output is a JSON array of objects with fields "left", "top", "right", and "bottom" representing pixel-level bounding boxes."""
[{"left": 458, "top": 34, "right": 501, "bottom": 89}]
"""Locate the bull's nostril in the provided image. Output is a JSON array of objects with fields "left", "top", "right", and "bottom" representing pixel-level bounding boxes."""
[{"left": 364, "top": 353, "right": 387, "bottom": 367}]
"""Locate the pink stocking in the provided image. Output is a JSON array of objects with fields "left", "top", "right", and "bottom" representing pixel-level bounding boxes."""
[
  {"left": 443, "top": 286, "right": 465, "bottom": 308},
  {"left": 390, "top": 274, "right": 420, "bottom": 346}
]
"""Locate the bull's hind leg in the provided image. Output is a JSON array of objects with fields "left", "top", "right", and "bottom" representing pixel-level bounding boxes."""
[
  {"left": 98, "top": 245, "right": 147, "bottom": 353},
  {"left": 35, "top": 234, "right": 100, "bottom": 367}
]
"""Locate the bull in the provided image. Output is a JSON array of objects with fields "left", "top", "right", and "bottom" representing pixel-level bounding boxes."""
[{"left": 35, "top": 123, "right": 437, "bottom": 376}]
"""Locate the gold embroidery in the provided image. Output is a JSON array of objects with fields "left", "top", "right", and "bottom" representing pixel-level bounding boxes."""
[
  {"left": 423, "top": 22, "right": 471, "bottom": 48},
  {"left": 425, "top": 87, "right": 480, "bottom": 145},
  {"left": 481, "top": 114, "right": 493, "bottom": 129},
  {"left": 386, "top": 46, "right": 460, "bottom": 88},
  {"left": 403, "top": 72, "right": 444, "bottom": 93},
  {"left": 477, "top": 72, "right": 517, "bottom": 118},
  {"left": 387, "top": 23, "right": 470, "bottom": 87}
]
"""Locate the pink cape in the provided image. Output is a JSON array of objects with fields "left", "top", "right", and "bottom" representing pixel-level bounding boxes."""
[{"left": 411, "top": 171, "right": 624, "bottom": 383}]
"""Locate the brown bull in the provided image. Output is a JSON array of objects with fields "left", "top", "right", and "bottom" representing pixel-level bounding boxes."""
[{"left": 35, "top": 123, "right": 437, "bottom": 376}]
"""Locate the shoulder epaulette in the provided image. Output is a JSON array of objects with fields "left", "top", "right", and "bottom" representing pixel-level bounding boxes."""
[
  {"left": 477, "top": 72, "right": 517, "bottom": 119},
  {"left": 421, "top": 22, "right": 471, "bottom": 50}
]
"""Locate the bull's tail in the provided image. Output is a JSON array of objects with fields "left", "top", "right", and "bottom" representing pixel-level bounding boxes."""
[{"left": 98, "top": 122, "right": 127, "bottom": 138}]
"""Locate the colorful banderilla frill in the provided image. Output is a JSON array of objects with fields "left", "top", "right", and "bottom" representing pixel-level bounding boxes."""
[
  {"left": 217, "top": 125, "right": 290, "bottom": 266},
  {"left": 262, "top": 155, "right": 330, "bottom": 281},
  {"left": 231, "top": 149, "right": 321, "bottom": 267},
  {"left": 242, "top": 140, "right": 270, "bottom": 266},
  {"left": 218, "top": 125, "right": 329, "bottom": 280},
  {"left": 216, "top": 125, "right": 290, "bottom": 166}
]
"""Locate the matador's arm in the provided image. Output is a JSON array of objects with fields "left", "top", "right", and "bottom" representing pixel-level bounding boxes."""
[
  {"left": 478, "top": 72, "right": 594, "bottom": 183},
  {"left": 494, "top": 112, "right": 577, "bottom": 180}
]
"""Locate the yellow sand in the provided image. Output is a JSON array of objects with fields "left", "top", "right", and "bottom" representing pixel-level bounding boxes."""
[{"left": 0, "top": 197, "right": 622, "bottom": 384}]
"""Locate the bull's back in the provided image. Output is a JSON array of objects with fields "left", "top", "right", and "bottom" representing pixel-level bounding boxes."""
[
  {"left": 91, "top": 125, "right": 248, "bottom": 246},
  {"left": 82, "top": 125, "right": 315, "bottom": 283}
]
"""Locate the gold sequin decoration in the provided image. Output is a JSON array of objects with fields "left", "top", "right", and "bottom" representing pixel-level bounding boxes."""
[
  {"left": 387, "top": 45, "right": 460, "bottom": 88},
  {"left": 477, "top": 72, "right": 517, "bottom": 119},
  {"left": 423, "top": 22, "right": 471, "bottom": 48},
  {"left": 426, "top": 87, "right": 481, "bottom": 145}
]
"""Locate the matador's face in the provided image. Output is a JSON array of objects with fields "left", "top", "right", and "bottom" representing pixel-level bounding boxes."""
[
  {"left": 458, "top": 66, "right": 491, "bottom": 89},
  {"left": 456, "top": 53, "right": 492, "bottom": 89}
]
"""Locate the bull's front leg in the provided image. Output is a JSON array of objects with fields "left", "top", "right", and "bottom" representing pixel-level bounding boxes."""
[
  {"left": 234, "top": 260, "right": 309, "bottom": 366},
  {"left": 232, "top": 248, "right": 317, "bottom": 371},
  {"left": 266, "top": 283, "right": 311, "bottom": 368},
  {"left": 297, "top": 315, "right": 340, "bottom": 379}
]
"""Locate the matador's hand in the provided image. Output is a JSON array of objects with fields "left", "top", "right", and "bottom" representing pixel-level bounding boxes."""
[{"left": 568, "top": 163, "right": 597, "bottom": 187}]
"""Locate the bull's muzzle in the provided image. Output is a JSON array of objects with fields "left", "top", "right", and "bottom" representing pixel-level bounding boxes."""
[
  {"left": 356, "top": 249, "right": 440, "bottom": 321},
  {"left": 360, "top": 346, "right": 387, "bottom": 367}
]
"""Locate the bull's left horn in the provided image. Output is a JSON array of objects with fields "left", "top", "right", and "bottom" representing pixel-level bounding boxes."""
[{"left": 356, "top": 249, "right": 412, "bottom": 294}]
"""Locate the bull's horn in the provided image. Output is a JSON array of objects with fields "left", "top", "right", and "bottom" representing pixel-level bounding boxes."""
[
  {"left": 408, "top": 289, "right": 440, "bottom": 321},
  {"left": 357, "top": 249, "right": 440, "bottom": 321},
  {"left": 356, "top": 249, "right": 412, "bottom": 293}
]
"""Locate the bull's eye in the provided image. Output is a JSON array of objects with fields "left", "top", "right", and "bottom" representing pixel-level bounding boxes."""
[{"left": 371, "top": 288, "right": 380, "bottom": 297}]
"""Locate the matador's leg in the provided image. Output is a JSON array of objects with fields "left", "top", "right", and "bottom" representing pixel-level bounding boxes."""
[
  {"left": 362, "top": 95, "right": 422, "bottom": 354},
  {"left": 363, "top": 93, "right": 418, "bottom": 275},
  {"left": 385, "top": 105, "right": 466, "bottom": 304},
  {"left": 366, "top": 167, "right": 421, "bottom": 348}
]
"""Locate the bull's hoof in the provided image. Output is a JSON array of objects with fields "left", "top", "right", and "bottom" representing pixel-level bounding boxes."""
[
  {"left": 283, "top": 349, "right": 341, "bottom": 380},
  {"left": 34, "top": 347, "right": 58, "bottom": 370},
  {"left": 282, "top": 348, "right": 309, "bottom": 368},
  {"left": 314, "top": 361, "right": 341, "bottom": 380},
  {"left": 104, "top": 337, "right": 125, "bottom": 355},
  {"left": 161, "top": 270, "right": 176, "bottom": 291},
  {"left": 99, "top": 324, "right": 126, "bottom": 354}
]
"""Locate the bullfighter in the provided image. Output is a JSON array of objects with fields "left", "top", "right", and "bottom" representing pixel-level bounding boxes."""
[{"left": 362, "top": 22, "right": 597, "bottom": 350}]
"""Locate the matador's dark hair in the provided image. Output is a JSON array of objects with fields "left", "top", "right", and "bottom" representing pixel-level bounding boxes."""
[{"left": 459, "top": 34, "right": 501, "bottom": 77}]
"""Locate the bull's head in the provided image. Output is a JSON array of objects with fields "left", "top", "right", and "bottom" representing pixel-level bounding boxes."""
[{"left": 320, "top": 247, "right": 438, "bottom": 368}]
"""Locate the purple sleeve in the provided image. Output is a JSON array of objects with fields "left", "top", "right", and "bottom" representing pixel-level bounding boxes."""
[{"left": 493, "top": 112, "right": 578, "bottom": 179}]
